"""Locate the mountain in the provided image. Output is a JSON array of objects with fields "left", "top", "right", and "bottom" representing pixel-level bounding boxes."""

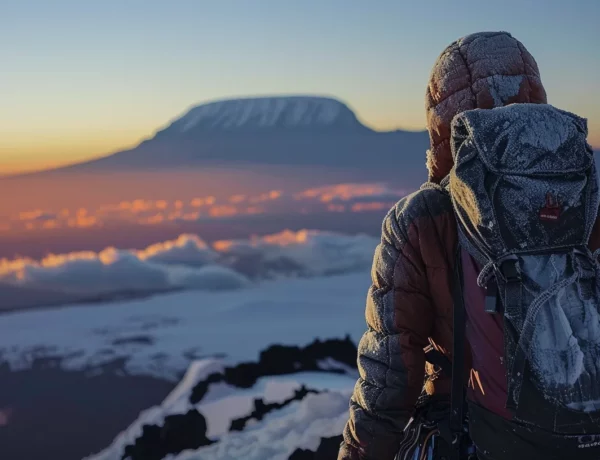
[
  {"left": 155, "top": 96, "right": 368, "bottom": 135},
  {"left": 32, "top": 96, "right": 430, "bottom": 175}
]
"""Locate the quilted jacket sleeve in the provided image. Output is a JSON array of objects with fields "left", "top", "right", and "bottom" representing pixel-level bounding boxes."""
[{"left": 338, "top": 196, "right": 436, "bottom": 460}]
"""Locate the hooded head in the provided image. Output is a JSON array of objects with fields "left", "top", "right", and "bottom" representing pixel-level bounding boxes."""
[{"left": 425, "top": 31, "right": 547, "bottom": 183}]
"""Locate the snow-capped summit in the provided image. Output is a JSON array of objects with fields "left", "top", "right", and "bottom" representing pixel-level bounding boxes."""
[{"left": 156, "top": 96, "right": 368, "bottom": 137}]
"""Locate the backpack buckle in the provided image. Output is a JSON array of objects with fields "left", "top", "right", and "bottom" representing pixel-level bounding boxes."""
[
  {"left": 484, "top": 282, "right": 499, "bottom": 313},
  {"left": 499, "top": 257, "right": 521, "bottom": 283}
]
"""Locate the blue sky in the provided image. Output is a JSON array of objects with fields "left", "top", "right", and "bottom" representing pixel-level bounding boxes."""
[{"left": 1, "top": 0, "right": 599, "bottom": 172}]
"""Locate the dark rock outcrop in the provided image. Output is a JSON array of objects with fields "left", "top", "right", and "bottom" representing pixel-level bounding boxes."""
[
  {"left": 230, "top": 385, "right": 319, "bottom": 431},
  {"left": 121, "top": 336, "right": 357, "bottom": 460},
  {"left": 190, "top": 336, "right": 357, "bottom": 404},
  {"left": 122, "top": 410, "right": 214, "bottom": 460},
  {"left": 288, "top": 435, "right": 344, "bottom": 460}
]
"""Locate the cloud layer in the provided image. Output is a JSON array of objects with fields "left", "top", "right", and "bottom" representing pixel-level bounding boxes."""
[
  {"left": 215, "top": 229, "right": 377, "bottom": 278},
  {"left": 0, "top": 229, "right": 378, "bottom": 308},
  {"left": 2, "top": 182, "right": 407, "bottom": 233}
]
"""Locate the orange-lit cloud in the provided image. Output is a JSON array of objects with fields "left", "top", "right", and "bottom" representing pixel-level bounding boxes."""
[
  {"left": 1, "top": 249, "right": 98, "bottom": 280},
  {"left": 118, "top": 200, "right": 155, "bottom": 213},
  {"left": 295, "top": 183, "right": 405, "bottom": 203},
  {"left": 250, "top": 190, "right": 282, "bottom": 203},
  {"left": 245, "top": 206, "right": 264, "bottom": 215},
  {"left": 17, "top": 209, "right": 57, "bottom": 222},
  {"left": 168, "top": 210, "right": 183, "bottom": 220},
  {"left": 209, "top": 205, "right": 238, "bottom": 218},
  {"left": 137, "top": 234, "right": 216, "bottom": 265},
  {"left": 2, "top": 183, "right": 405, "bottom": 235},
  {"left": 0, "top": 234, "right": 244, "bottom": 296},
  {"left": 191, "top": 196, "right": 216, "bottom": 207},
  {"left": 42, "top": 220, "right": 61, "bottom": 230},
  {"left": 18, "top": 210, "right": 44, "bottom": 221},
  {"left": 229, "top": 194, "right": 247, "bottom": 204},
  {"left": 259, "top": 229, "right": 311, "bottom": 246},
  {"left": 99, "top": 199, "right": 174, "bottom": 214},
  {"left": 67, "top": 215, "right": 98, "bottom": 228},
  {"left": 181, "top": 211, "right": 201, "bottom": 221},
  {"left": 139, "top": 213, "right": 165, "bottom": 225}
]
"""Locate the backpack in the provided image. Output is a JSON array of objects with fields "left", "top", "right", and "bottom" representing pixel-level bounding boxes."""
[{"left": 448, "top": 103, "right": 600, "bottom": 418}]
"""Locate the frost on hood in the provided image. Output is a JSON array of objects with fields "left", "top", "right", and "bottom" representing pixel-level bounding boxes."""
[{"left": 486, "top": 75, "right": 523, "bottom": 106}]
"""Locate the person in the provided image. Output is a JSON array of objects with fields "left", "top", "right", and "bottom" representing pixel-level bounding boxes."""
[{"left": 337, "top": 31, "right": 600, "bottom": 460}]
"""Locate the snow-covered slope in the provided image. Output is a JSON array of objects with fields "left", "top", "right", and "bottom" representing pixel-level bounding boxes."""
[
  {"left": 158, "top": 96, "right": 366, "bottom": 135},
  {"left": 87, "top": 357, "right": 355, "bottom": 460},
  {"left": 0, "top": 270, "right": 370, "bottom": 460},
  {"left": 0, "top": 271, "right": 370, "bottom": 380}
]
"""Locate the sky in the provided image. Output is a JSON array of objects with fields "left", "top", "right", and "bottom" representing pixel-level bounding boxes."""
[{"left": 1, "top": 0, "right": 599, "bottom": 174}]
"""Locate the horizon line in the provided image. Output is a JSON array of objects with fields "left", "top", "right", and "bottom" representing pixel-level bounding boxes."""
[{"left": 3, "top": 92, "right": 599, "bottom": 178}]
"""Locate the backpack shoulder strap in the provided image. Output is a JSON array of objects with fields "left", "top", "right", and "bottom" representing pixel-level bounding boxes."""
[{"left": 450, "top": 246, "right": 466, "bottom": 459}]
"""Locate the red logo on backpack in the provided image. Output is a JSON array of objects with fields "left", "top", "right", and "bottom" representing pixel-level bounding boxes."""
[{"left": 539, "top": 192, "right": 561, "bottom": 222}]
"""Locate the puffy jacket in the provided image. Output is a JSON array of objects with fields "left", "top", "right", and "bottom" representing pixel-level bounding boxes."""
[
  {"left": 338, "top": 186, "right": 459, "bottom": 460},
  {"left": 338, "top": 31, "right": 600, "bottom": 460}
]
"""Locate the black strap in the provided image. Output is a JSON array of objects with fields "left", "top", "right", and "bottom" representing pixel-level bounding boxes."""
[
  {"left": 424, "top": 344, "right": 452, "bottom": 377},
  {"left": 484, "top": 282, "right": 498, "bottom": 313},
  {"left": 498, "top": 258, "right": 522, "bottom": 412},
  {"left": 450, "top": 246, "right": 466, "bottom": 459}
]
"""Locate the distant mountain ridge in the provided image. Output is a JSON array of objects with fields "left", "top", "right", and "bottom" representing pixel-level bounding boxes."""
[{"left": 21, "top": 95, "right": 430, "bottom": 176}]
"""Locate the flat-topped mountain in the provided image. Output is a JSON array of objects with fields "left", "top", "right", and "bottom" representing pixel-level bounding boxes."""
[{"left": 20, "top": 96, "right": 429, "bottom": 176}]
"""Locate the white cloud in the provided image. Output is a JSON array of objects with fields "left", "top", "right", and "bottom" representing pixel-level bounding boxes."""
[
  {"left": 215, "top": 229, "right": 378, "bottom": 277},
  {"left": 138, "top": 234, "right": 218, "bottom": 267},
  {"left": 13, "top": 249, "right": 171, "bottom": 295},
  {"left": 0, "top": 229, "right": 377, "bottom": 308},
  {"left": 169, "top": 265, "right": 249, "bottom": 291},
  {"left": 0, "top": 238, "right": 247, "bottom": 304},
  {"left": 16, "top": 209, "right": 58, "bottom": 222}
]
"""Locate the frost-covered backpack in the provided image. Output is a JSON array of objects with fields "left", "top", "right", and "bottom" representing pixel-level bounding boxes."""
[{"left": 448, "top": 103, "right": 600, "bottom": 417}]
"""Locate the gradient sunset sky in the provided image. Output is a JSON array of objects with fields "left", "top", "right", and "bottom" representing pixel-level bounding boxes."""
[{"left": 2, "top": 0, "right": 599, "bottom": 174}]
